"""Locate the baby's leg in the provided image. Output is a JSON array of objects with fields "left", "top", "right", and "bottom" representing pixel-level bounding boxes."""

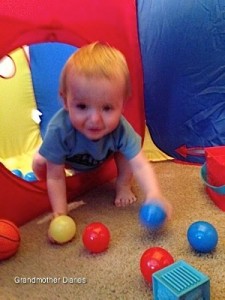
[
  {"left": 114, "top": 152, "right": 137, "bottom": 207},
  {"left": 32, "top": 152, "right": 47, "bottom": 180}
]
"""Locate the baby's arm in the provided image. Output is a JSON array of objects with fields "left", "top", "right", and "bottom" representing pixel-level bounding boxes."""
[
  {"left": 46, "top": 161, "right": 68, "bottom": 217},
  {"left": 129, "top": 150, "right": 172, "bottom": 218}
]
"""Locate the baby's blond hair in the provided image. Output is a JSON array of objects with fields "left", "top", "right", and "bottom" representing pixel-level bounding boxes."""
[{"left": 60, "top": 42, "right": 131, "bottom": 98}]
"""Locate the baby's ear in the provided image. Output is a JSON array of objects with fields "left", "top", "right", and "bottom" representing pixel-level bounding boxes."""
[{"left": 60, "top": 92, "right": 68, "bottom": 110}]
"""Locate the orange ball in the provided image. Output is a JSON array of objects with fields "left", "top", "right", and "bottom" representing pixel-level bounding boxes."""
[{"left": 0, "top": 219, "right": 20, "bottom": 260}]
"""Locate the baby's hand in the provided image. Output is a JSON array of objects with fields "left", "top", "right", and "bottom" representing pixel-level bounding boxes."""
[{"left": 37, "top": 200, "right": 86, "bottom": 225}]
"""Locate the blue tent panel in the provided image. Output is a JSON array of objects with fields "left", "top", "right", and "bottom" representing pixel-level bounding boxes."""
[
  {"left": 30, "top": 43, "right": 77, "bottom": 137},
  {"left": 137, "top": 0, "right": 225, "bottom": 163}
]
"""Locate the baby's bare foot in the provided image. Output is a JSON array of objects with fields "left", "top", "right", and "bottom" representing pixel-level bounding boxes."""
[{"left": 114, "top": 185, "right": 137, "bottom": 207}]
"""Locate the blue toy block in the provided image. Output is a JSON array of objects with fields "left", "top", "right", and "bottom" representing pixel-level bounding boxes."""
[{"left": 152, "top": 260, "right": 210, "bottom": 300}]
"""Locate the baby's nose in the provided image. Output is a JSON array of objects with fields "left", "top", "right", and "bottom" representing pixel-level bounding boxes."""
[{"left": 90, "top": 110, "right": 103, "bottom": 123}]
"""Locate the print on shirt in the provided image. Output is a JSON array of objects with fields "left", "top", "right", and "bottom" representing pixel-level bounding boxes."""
[{"left": 67, "top": 150, "right": 114, "bottom": 167}]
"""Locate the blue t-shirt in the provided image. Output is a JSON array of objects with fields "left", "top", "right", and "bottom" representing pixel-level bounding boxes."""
[{"left": 39, "top": 108, "right": 141, "bottom": 171}]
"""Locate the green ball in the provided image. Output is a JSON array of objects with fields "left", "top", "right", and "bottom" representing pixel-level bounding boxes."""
[{"left": 48, "top": 216, "right": 76, "bottom": 244}]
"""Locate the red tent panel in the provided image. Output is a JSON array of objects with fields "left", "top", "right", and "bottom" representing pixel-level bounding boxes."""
[{"left": 0, "top": 0, "right": 144, "bottom": 226}]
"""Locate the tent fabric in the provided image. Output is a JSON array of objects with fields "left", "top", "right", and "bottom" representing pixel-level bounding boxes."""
[
  {"left": 0, "top": 47, "right": 42, "bottom": 173},
  {"left": 138, "top": 0, "right": 225, "bottom": 164},
  {"left": 0, "top": 160, "right": 115, "bottom": 226},
  {"left": 29, "top": 42, "right": 77, "bottom": 137},
  {"left": 0, "top": 0, "right": 144, "bottom": 226}
]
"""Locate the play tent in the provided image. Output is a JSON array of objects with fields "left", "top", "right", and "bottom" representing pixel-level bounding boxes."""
[
  {"left": 0, "top": 0, "right": 144, "bottom": 226},
  {"left": 1, "top": 0, "right": 225, "bottom": 225}
]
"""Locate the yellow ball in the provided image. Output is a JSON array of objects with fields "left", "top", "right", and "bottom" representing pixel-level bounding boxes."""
[{"left": 48, "top": 216, "right": 76, "bottom": 244}]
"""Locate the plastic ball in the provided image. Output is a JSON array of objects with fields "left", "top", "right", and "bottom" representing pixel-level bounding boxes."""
[
  {"left": 0, "top": 219, "right": 20, "bottom": 260},
  {"left": 139, "top": 202, "right": 166, "bottom": 230},
  {"left": 187, "top": 221, "right": 218, "bottom": 253},
  {"left": 48, "top": 216, "right": 76, "bottom": 244},
  {"left": 24, "top": 171, "right": 37, "bottom": 182},
  {"left": 140, "top": 247, "right": 174, "bottom": 284},
  {"left": 82, "top": 222, "right": 110, "bottom": 253},
  {"left": 11, "top": 169, "right": 23, "bottom": 178}
]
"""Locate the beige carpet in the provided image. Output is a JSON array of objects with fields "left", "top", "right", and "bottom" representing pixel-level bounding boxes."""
[{"left": 1, "top": 161, "right": 225, "bottom": 300}]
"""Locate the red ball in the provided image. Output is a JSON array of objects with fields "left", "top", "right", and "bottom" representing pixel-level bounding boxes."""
[
  {"left": 82, "top": 222, "right": 110, "bottom": 253},
  {"left": 140, "top": 247, "right": 174, "bottom": 284},
  {"left": 0, "top": 219, "right": 20, "bottom": 260}
]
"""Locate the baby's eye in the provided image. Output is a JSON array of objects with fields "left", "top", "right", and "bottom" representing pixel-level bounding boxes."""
[
  {"left": 103, "top": 105, "right": 113, "bottom": 112},
  {"left": 76, "top": 104, "right": 87, "bottom": 110}
]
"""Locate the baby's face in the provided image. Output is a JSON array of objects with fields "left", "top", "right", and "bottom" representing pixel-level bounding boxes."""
[{"left": 64, "top": 74, "right": 125, "bottom": 140}]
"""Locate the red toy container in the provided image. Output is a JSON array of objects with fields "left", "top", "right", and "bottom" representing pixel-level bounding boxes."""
[{"left": 201, "top": 146, "right": 225, "bottom": 211}]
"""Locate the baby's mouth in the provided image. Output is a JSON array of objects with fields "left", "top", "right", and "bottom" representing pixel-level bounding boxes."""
[{"left": 88, "top": 127, "right": 102, "bottom": 132}]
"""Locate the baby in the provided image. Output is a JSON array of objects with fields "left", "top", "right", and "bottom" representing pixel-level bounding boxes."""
[{"left": 32, "top": 42, "right": 172, "bottom": 219}]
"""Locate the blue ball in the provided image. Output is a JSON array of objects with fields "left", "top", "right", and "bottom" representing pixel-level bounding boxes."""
[
  {"left": 139, "top": 202, "right": 166, "bottom": 230},
  {"left": 11, "top": 169, "right": 23, "bottom": 178},
  {"left": 24, "top": 172, "right": 37, "bottom": 182},
  {"left": 187, "top": 221, "right": 218, "bottom": 253}
]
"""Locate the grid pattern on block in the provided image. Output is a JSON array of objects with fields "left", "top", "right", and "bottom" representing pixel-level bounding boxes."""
[{"left": 153, "top": 260, "right": 210, "bottom": 299}]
